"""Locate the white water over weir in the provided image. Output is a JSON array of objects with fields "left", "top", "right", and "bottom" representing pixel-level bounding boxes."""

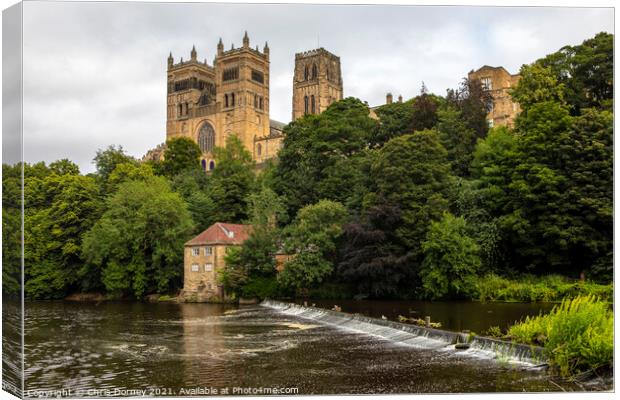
[{"left": 261, "top": 299, "right": 547, "bottom": 369}]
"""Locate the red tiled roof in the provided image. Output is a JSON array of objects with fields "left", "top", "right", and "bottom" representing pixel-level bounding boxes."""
[{"left": 185, "top": 222, "right": 251, "bottom": 246}]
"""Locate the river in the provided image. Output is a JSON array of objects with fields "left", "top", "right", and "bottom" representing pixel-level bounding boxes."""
[{"left": 4, "top": 300, "right": 583, "bottom": 395}]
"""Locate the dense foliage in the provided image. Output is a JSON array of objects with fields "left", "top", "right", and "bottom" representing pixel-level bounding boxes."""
[
  {"left": 4, "top": 33, "right": 612, "bottom": 304},
  {"left": 508, "top": 295, "right": 613, "bottom": 377}
]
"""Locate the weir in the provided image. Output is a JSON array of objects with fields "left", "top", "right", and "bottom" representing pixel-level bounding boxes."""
[{"left": 261, "top": 299, "right": 547, "bottom": 368}]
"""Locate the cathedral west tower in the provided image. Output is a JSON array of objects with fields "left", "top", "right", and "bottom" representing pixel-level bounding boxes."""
[{"left": 166, "top": 32, "right": 282, "bottom": 169}]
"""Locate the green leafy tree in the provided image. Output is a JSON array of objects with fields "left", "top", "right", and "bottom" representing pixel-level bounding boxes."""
[
  {"left": 437, "top": 105, "right": 478, "bottom": 176},
  {"left": 510, "top": 63, "right": 565, "bottom": 112},
  {"left": 161, "top": 137, "right": 202, "bottom": 177},
  {"left": 106, "top": 162, "right": 154, "bottom": 194},
  {"left": 208, "top": 134, "right": 256, "bottom": 223},
  {"left": 279, "top": 200, "right": 347, "bottom": 290},
  {"left": 534, "top": 32, "right": 613, "bottom": 114},
  {"left": 371, "top": 99, "right": 415, "bottom": 147},
  {"left": 273, "top": 97, "right": 377, "bottom": 218},
  {"left": 2, "top": 163, "right": 23, "bottom": 297},
  {"left": 82, "top": 176, "right": 194, "bottom": 298},
  {"left": 25, "top": 173, "right": 100, "bottom": 299},
  {"left": 410, "top": 84, "right": 440, "bottom": 132},
  {"left": 419, "top": 213, "right": 481, "bottom": 300},
  {"left": 93, "top": 145, "right": 137, "bottom": 182},
  {"left": 372, "top": 130, "right": 452, "bottom": 265}
]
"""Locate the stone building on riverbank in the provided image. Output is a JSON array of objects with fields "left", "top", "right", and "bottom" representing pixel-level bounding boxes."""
[{"left": 180, "top": 222, "right": 251, "bottom": 302}]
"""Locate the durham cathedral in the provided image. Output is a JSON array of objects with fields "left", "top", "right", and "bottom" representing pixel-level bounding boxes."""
[
  {"left": 145, "top": 32, "right": 519, "bottom": 168},
  {"left": 148, "top": 32, "right": 343, "bottom": 169}
]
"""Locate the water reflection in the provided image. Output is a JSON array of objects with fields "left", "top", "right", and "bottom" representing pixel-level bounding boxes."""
[{"left": 23, "top": 301, "right": 578, "bottom": 395}]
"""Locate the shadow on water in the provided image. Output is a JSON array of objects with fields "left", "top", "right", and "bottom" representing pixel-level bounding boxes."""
[
  {"left": 22, "top": 300, "right": 581, "bottom": 395},
  {"left": 295, "top": 298, "right": 557, "bottom": 333}
]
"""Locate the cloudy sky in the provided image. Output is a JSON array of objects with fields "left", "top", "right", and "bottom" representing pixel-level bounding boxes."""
[{"left": 11, "top": 1, "right": 614, "bottom": 172}]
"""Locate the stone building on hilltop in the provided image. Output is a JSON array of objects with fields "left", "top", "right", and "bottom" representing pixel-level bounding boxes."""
[{"left": 468, "top": 65, "right": 521, "bottom": 128}]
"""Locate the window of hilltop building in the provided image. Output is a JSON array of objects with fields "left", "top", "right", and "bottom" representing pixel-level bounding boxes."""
[
  {"left": 192, "top": 247, "right": 200, "bottom": 256},
  {"left": 209, "top": 160, "right": 215, "bottom": 170},
  {"left": 254, "top": 94, "right": 258, "bottom": 108},
  {"left": 312, "top": 64, "right": 318, "bottom": 79},
  {"left": 231, "top": 93, "right": 235, "bottom": 107},
  {"left": 201, "top": 159, "right": 207, "bottom": 171},
  {"left": 204, "top": 264, "right": 213, "bottom": 272},
  {"left": 257, "top": 143, "right": 262, "bottom": 156},
  {"left": 223, "top": 66, "right": 239, "bottom": 82},
  {"left": 191, "top": 263, "right": 199, "bottom": 272},
  {"left": 481, "top": 77, "right": 492, "bottom": 91},
  {"left": 251, "top": 69, "right": 264, "bottom": 84},
  {"left": 205, "top": 247, "right": 213, "bottom": 256},
  {"left": 225, "top": 94, "right": 229, "bottom": 108},
  {"left": 304, "top": 96, "right": 309, "bottom": 114},
  {"left": 304, "top": 66, "right": 309, "bottom": 81},
  {"left": 311, "top": 95, "right": 316, "bottom": 114},
  {"left": 259, "top": 97, "right": 263, "bottom": 110},
  {"left": 198, "top": 123, "right": 216, "bottom": 153}
]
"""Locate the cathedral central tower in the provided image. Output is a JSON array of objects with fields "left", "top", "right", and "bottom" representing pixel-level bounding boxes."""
[{"left": 292, "top": 48, "right": 343, "bottom": 121}]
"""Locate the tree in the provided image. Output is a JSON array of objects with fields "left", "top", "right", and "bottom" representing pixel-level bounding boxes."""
[
  {"left": 446, "top": 77, "right": 492, "bottom": 139},
  {"left": 2, "top": 163, "right": 23, "bottom": 297},
  {"left": 371, "top": 99, "right": 415, "bottom": 147},
  {"left": 279, "top": 200, "right": 347, "bottom": 290},
  {"left": 436, "top": 105, "right": 478, "bottom": 176},
  {"left": 106, "top": 162, "right": 154, "bottom": 194},
  {"left": 82, "top": 176, "right": 194, "bottom": 298},
  {"left": 371, "top": 130, "right": 452, "bottom": 264},
  {"left": 161, "top": 137, "right": 202, "bottom": 177},
  {"left": 93, "top": 145, "right": 137, "bottom": 182},
  {"left": 419, "top": 213, "right": 480, "bottom": 300},
  {"left": 410, "top": 83, "right": 440, "bottom": 132},
  {"left": 24, "top": 173, "right": 100, "bottom": 299},
  {"left": 338, "top": 202, "right": 411, "bottom": 298},
  {"left": 208, "top": 134, "right": 256, "bottom": 223},
  {"left": 534, "top": 32, "right": 613, "bottom": 114},
  {"left": 273, "top": 97, "right": 377, "bottom": 218},
  {"left": 510, "top": 63, "right": 565, "bottom": 112}
]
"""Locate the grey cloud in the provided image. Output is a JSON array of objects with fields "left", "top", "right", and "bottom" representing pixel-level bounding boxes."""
[{"left": 12, "top": 2, "right": 614, "bottom": 173}]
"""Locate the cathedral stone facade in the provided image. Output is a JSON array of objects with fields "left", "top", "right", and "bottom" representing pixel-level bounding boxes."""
[
  {"left": 166, "top": 32, "right": 283, "bottom": 169},
  {"left": 292, "top": 48, "right": 343, "bottom": 121}
]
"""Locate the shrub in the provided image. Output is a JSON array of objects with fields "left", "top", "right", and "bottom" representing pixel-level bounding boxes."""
[
  {"left": 241, "top": 276, "right": 282, "bottom": 299},
  {"left": 507, "top": 295, "right": 613, "bottom": 377},
  {"left": 476, "top": 274, "right": 613, "bottom": 303},
  {"left": 419, "top": 213, "right": 480, "bottom": 300}
]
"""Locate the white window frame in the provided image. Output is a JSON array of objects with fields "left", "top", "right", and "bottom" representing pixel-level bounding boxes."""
[
  {"left": 204, "top": 263, "right": 214, "bottom": 272},
  {"left": 205, "top": 246, "right": 213, "bottom": 256},
  {"left": 481, "top": 77, "right": 492, "bottom": 91},
  {"left": 191, "top": 247, "right": 200, "bottom": 256},
  {"left": 191, "top": 263, "right": 199, "bottom": 272}
]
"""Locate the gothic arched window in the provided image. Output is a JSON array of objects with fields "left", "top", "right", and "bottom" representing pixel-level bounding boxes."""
[
  {"left": 225, "top": 94, "right": 229, "bottom": 108},
  {"left": 198, "top": 122, "right": 216, "bottom": 153},
  {"left": 312, "top": 64, "right": 318, "bottom": 79},
  {"left": 201, "top": 159, "right": 207, "bottom": 170},
  {"left": 311, "top": 95, "right": 316, "bottom": 114},
  {"left": 257, "top": 143, "right": 262, "bottom": 156},
  {"left": 304, "top": 66, "right": 309, "bottom": 80},
  {"left": 209, "top": 161, "right": 215, "bottom": 170},
  {"left": 231, "top": 93, "right": 235, "bottom": 106},
  {"left": 304, "top": 96, "right": 309, "bottom": 114}
]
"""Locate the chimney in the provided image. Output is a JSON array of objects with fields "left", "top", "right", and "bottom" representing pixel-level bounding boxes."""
[{"left": 386, "top": 93, "right": 393, "bottom": 104}]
